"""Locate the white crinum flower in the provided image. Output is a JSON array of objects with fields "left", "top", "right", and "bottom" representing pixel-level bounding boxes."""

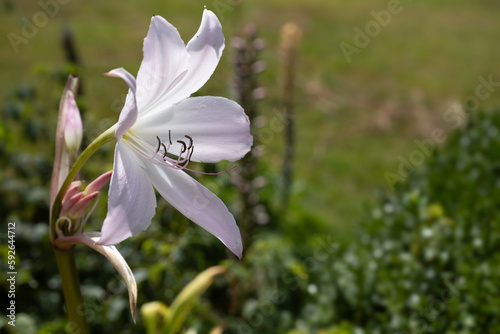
[{"left": 98, "top": 9, "right": 253, "bottom": 258}]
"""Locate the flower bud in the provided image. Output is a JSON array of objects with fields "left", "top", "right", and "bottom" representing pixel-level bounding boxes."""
[
  {"left": 67, "top": 191, "right": 98, "bottom": 219},
  {"left": 84, "top": 171, "right": 112, "bottom": 196},
  {"left": 60, "top": 172, "right": 112, "bottom": 220},
  {"left": 50, "top": 75, "right": 79, "bottom": 211},
  {"left": 63, "top": 91, "right": 83, "bottom": 156},
  {"left": 60, "top": 192, "right": 84, "bottom": 217},
  {"left": 62, "top": 181, "right": 82, "bottom": 204}
]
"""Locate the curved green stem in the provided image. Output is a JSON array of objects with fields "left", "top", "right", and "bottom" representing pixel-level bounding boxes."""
[
  {"left": 54, "top": 247, "right": 90, "bottom": 334},
  {"left": 51, "top": 126, "right": 115, "bottom": 332},
  {"left": 50, "top": 126, "right": 115, "bottom": 242}
]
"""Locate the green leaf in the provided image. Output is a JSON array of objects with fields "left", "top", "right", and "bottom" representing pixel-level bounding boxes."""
[
  {"left": 140, "top": 302, "right": 170, "bottom": 334},
  {"left": 164, "top": 266, "right": 227, "bottom": 334}
]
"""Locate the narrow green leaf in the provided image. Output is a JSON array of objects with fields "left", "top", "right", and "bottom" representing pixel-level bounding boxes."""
[
  {"left": 141, "top": 301, "right": 170, "bottom": 334},
  {"left": 164, "top": 266, "right": 227, "bottom": 334}
]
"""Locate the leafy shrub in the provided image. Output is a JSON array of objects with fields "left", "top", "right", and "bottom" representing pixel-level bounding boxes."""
[
  {"left": 295, "top": 110, "right": 500, "bottom": 333},
  {"left": 229, "top": 110, "right": 500, "bottom": 334}
]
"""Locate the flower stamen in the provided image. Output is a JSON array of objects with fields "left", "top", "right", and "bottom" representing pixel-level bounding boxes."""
[
  {"left": 185, "top": 135, "right": 193, "bottom": 149},
  {"left": 125, "top": 131, "right": 237, "bottom": 175},
  {"left": 177, "top": 140, "right": 187, "bottom": 153}
]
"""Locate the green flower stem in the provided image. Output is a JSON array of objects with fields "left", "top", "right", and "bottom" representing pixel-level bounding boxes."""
[
  {"left": 50, "top": 126, "right": 115, "bottom": 242},
  {"left": 51, "top": 126, "right": 115, "bottom": 332},
  {"left": 54, "top": 247, "right": 90, "bottom": 334}
]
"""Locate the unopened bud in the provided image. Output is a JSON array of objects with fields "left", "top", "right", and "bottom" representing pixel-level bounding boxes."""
[
  {"left": 50, "top": 75, "right": 79, "bottom": 210},
  {"left": 67, "top": 191, "right": 98, "bottom": 219},
  {"left": 60, "top": 172, "right": 111, "bottom": 220},
  {"left": 62, "top": 181, "right": 82, "bottom": 204},
  {"left": 84, "top": 171, "right": 112, "bottom": 196},
  {"left": 60, "top": 192, "right": 84, "bottom": 217},
  {"left": 63, "top": 91, "right": 83, "bottom": 155}
]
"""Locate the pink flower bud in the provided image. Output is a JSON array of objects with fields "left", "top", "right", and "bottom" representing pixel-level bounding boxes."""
[
  {"left": 59, "top": 173, "right": 111, "bottom": 220},
  {"left": 60, "top": 192, "right": 84, "bottom": 217},
  {"left": 64, "top": 91, "right": 83, "bottom": 155},
  {"left": 50, "top": 75, "right": 79, "bottom": 212},
  {"left": 62, "top": 181, "right": 82, "bottom": 204},
  {"left": 84, "top": 171, "right": 112, "bottom": 196},
  {"left": 67, "top": 191, "right": 99, "bottom": 219}
]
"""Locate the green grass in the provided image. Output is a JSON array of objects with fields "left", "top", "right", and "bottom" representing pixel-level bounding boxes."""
[{"left": 1, "top": 0, "right": 499, "bottom": 241}]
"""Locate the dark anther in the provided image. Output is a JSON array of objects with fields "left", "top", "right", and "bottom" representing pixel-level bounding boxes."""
[
  {"left": 177, "top": 140, "right": 187, "bottom": 153},
  {"left": 155, "top": 136, "right": 161, "bottom": 153},
  {"left": 154, "top": 131, "right": 195, "bottom": 168},
  {"left": 185, "top": 135, "right": 193, "bottom": 149},
  {"left": 162, "top": 143, "right": 168, "bottom": 159}
]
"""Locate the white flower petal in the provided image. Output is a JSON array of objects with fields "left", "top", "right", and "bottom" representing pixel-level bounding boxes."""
[
  {"left": 107, "top": 68, "right": 138, "bottom": 138},
  {"left": 55, "top": 232, "right": 138, "bottom": 322},
  {"left": 161, "top": 9, "right": 225, "bottom": 105},
  {"left": 144, "top": 162, "right": 242, "bottom": 258},
  {"left": 99, "top": 141, "right": 156, "bottom": 245},
  {"left": 135, "top": 15, "right": 190, "bottom": 113},
  {"left": 134, "top": 96, "right": 252, "bottom": 163}
]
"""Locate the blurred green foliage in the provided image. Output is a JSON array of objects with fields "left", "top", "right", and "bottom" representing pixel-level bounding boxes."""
[
  {"left": 2, "top": 0, "right": 500, "bottom": 241},
  {"left": 141, "top": 266, "right": 228, "bottom": 334},
  {"left": 2, "top": 61, "right": 500, "bottom": 333},
  {"left": 258, "top": 110, "right": 500, "bottom": 334},
  {"left": 1, "top": 1, "right": 500, "bottom": 333}
]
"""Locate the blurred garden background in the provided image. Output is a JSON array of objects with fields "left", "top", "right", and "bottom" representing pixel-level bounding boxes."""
[{"left": 1, "top": 0, "right": 500, "bottom": 333}]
